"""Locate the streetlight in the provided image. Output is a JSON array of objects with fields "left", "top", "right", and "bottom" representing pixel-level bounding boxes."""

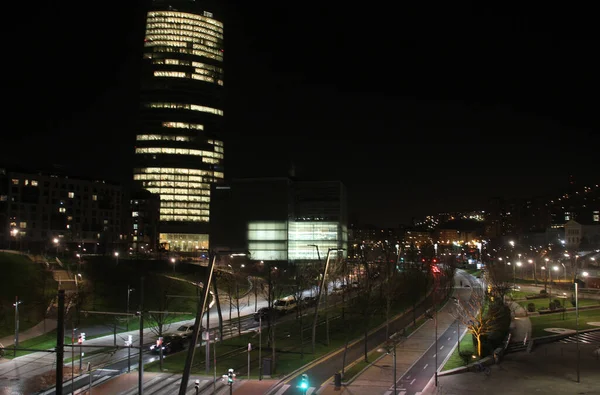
[
  {"left": 126, "top": 286, "right": 134, "bottom": 331},
  {"left": 114, "top": 251, "right": 119, "bottom": 265},
  {"left": 377, "top": 331, "right": 403, "bottom": 394},
  {"left": 574, "top": 270, "right": 589, "bottom": 383},
  {"left": 528, "top": 259, "right": 537, "bottom": 284},
  {"left": 13, "top": 297, "right": 22, "bottom": 357},
  {"left": 11, "top": 228, "right": 19, "bottom": 250},
  {"left": 53, "top": 238, "right": 60, "bottom": 257},
  {"left": 170, "top": 257, "right": 176, "bottom": 273},
  {"left": 311, "top": 247, "right": 344, "bottom": 354}
]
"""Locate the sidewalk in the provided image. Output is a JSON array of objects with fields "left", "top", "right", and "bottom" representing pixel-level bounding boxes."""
[
  {"left": 319, "top": 275, "right": 470, "bottom": 395},
  {"left": 0, "top": 318, "right": 57, "bottom": 350},
  {"left": 507, "top": 301, "right": 531, "bottom": 343}
]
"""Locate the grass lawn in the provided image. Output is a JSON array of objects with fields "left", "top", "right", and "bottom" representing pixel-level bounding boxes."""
[
  {"left": 145, "top": 283, "right": 439, "bottom": 378},
  {"left": 1, "top": 330, "right": 70, "bottom": 359},
  {"left": 0, "top": 253, "right": 57, "bottom": 338},
  {"left": 529, "top": 308, "right": 600, "bottom": 338},
  {"left": 508, "top": 290, "right": 538, "bottom": 300},
  {"left": 518, "top": 298, "right": 600, "bottom": 312},
  {"left": 441, "top": 333, "right": 477, "bottom": 371}
]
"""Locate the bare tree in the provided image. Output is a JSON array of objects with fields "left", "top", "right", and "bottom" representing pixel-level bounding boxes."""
[
  {"left": 453, "top": 286, "right": 498, "bottom": 357},
  {"left": 485, "top": 263, "right": 513, "bottom": 304},
  {"left": 146, "top": 294, "right": 172, "bottom": 371}
]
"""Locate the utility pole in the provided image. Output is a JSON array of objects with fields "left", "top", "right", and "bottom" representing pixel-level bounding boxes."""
[
  {"left": 138, "top": 277, "right": 144, "bottom": 395},
  {"left": 56, "top": 290, "right": 65, "bottom": 395}
]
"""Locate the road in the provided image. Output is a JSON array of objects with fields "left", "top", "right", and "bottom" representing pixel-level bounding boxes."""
[
  {"left": 386, "top": 271, "right": 474, "bottom": 395},
  {"left": 270, "top": 286, "right": 444, "bottom": 394},
  {"left": 266, "top": 270, "right": 474, "bottom": 395}
]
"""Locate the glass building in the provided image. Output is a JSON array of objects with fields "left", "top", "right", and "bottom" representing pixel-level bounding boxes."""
[{"left": 133, "top": 0, "right": 224, "bottom": 253}]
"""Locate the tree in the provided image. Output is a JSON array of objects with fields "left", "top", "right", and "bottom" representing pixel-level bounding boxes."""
[
  {"left": 485, "top": 263, "right": 513, "bottom": 305},
  {"left": 146, "top": 292, "right": 172, "bottom": 371},
  {"left": 452, "top": 285, "right": 498, "bottom": 357}
]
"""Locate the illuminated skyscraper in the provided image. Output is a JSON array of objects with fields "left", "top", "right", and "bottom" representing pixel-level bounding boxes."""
[{"left": 133, "top": 0, "right": 224, "bottom": 253}]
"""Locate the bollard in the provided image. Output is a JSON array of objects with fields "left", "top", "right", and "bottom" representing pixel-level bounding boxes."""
[{"left": 334, "top": 372, "right": 342, "bottom": 389}]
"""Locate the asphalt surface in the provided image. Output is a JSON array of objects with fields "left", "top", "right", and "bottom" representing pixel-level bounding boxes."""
[
  {"left": 390, "top": 271, "right": 474, "bottom": 395},
  {"left": 272, "top": 287, "right": 441, "bottom": 394}
]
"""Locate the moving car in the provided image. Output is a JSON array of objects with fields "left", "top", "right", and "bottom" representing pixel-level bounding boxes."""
[{"left": 149, "top": 335, "right": 187, "bottom": 354}]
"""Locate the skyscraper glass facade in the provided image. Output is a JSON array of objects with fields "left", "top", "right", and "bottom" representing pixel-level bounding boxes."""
[{"left": 133, "top": 1, "right": 224, "bottom": 252}]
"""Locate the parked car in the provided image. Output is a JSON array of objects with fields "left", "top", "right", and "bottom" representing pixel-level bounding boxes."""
[
  {"left": 254, "top": 307, "right": 278, "bottom": 322},
  {"left": 149, "top": 335, "right": 187, "bottom": 354},
  {"left": 300, "top": 295, "right": 318, "bottom": 308},
  {"left": 172, "top": 324, "right": 195, "bottom": 338},
  {"left": 273, "top": 296, "right": 297, "bottom": 314}
]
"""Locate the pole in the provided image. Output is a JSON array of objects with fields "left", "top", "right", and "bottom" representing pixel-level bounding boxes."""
[
  {"left": 258, "top": 315, "right": 262, "bottom": 380},
  {"left": 312, "top": 248, "right": 333, "bottom": 354},
  {"left": 88, "top": 362, "right": 92, "bottom": 394},
  {"left": 457, "top": 320, "right": 460, "bottom": 353},
  {"left": 178, "top": 255, "right": 217, "bottom": 395},
  {"left": 127, "top": 285, "right": 130, "bottom": 331},
  {"left": 56, "top": 289, "right": 65, "bottom": 395},
  {"left": 206, "top": 303, "right": 210, "bottom": 374},
  {"left": 575, "top": 281, "right": 580, "bottom": 383},
  {"left": 434, "top": 277, "right": 438, "bottom": 387},
  {"left": 254, "top": 277, "right": 258, "bottom": 312},
  {"left": 14, "top": 296, "right": 19, "bottom": 357},
  {"left": 393, "top": 345, "right": 397, "bottom": 395},
  {"left": 213, "top": 332, "right": 217, "bottom": 394},
  {"left": 128, "top": 343, "right": 131, "bottom": 373},
  {"left": 248, "top": 343, "right": 251, "bottom": 379},
  {"left": 72, "top": 326, "right": 75, "bottom": 391},
  {"left": 138, "top": 277, "right": 144, "bottom": 395}
]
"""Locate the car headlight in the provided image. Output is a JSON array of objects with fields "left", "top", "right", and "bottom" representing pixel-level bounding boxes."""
[{"left": 150, "top": 345, "right": 156, "bottom": 350}]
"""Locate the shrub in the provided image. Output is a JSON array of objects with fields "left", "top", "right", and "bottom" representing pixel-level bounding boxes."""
[
  {"left": 539, "top": 289, "right": 547, "bottom": 296},
  {"left": 527, "top": 303, "right": 536, "bottom": 312}
]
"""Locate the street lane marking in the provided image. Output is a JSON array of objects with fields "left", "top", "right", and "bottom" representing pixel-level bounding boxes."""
[
  {"left": 306, "top": 387, "right": 316, "bottom": 395},
  {"left": 273, "top": 384, "right": 290, "bottom": 395},
  {"left": 440, "top": 345, "right": 444, "bottom": 350},
  {"left": 433, "top": 353, "right": 436, "bottom": 358},
  {"left": 448, "top": 337, "right": 451, "bottom": 340},
  {"left": 423, "top": 364, "right": 428, "bottom": 369},
  {"left": 411, "top": 378, "right": 416, "bottom": 385}
]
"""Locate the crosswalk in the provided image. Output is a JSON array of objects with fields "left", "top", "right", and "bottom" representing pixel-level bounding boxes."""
[
  {"left": 119, "top": 376, "right": 216, "bottom": 395},
  {"left": 383, "top": 391, "right": 421, "bottom": 395},
  {"left": 271, "top": 384, "right": 316, "bottom": 395},
  {"left": 559, "top": 331, "right": 600, "bottom": 344}
]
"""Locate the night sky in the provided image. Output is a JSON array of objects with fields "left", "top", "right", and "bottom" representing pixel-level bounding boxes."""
[{"left": 4, "top": 1, "right": 598, "bottom": 227}]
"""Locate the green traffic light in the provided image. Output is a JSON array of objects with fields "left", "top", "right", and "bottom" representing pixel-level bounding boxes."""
[{"left": 300, "top": 382, "right": 308, "bottom": 389}]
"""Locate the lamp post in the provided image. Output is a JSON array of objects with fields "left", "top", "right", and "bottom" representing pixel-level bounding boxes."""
[
  {"left": 575, "top": 271, "right": 589, "bottom": 383},
  {"left": 528, "top": 259, "right": 537, "bottom": 284},
  {"left": 310, "top": 247, "right": 343, "bottom": 354},
  {"left": 11, "top": 228, "right": 19, "bottom": 251},
  {"left": 126, "top": 286, "right": 134, "bottom": 331},
  {"left": 114, "top": 251, "right": 119, "bottom": 266},
  {"left": 53, "top": 238, "right": 60, "bottom": 257},
  {"left": 13, "top": 297, "right": 21, "bottom": 357},
  {"left": 170, "top": 257, "right": 176, "bottom": 273},
  {"left": 377, "top": 332, "right": 403, "bottom": 394}
]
